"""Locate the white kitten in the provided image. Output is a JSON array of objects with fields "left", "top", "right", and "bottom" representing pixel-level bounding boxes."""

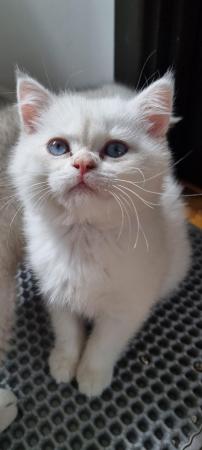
[{"left": 4, "top": 72, "right": 191, "bottom": 396}]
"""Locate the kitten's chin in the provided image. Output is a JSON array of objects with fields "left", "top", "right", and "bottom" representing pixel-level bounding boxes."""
[
  {"left": 63, "top": 179, "right": 110, "bottom": 201},
  {"left": 54, "top": 182, "right": 111, "bottom": 213},
  {"left": 68, "top": 181, "right": 96, "bottom": 195}
]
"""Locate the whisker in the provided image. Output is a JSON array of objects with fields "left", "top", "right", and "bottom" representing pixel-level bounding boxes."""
[
  {"left": 0, "top": 196, "right": 18, "bottom": 212},
  {"left": 114, "top": 185, "right": 149, "bottom": 251},
  {"left": 113, "top": 185, "right": 140, "bottom": 248},
  {"left": 181, "top": 193, "right": 202, "bottom": 198},
  {"left": 141, "top": 69, "right": 160, "bottom": 91},
  {"left": 115, "top": 178, "right": 202, "bottom": 200},
  {"left": 122, "top": 167, "right": 146, "bottom": 183},
  {"left": 9, "top": 204, "right": 23, "bottom": 230},
  {"left": 27, "top": 187, "right": 51, "bottom": 204},
  {"left": 129, "top": 182, "right": 202, "bottom": 199},
  {"left": 41, "top": 58, "right": 54, "bottom": 91},
  {"left": 109, "top": 190, "right": 125, "bottom": 240},
  {"left": 114, "top": 184, "right": 155, "bottom": 208},
  {"left": 140, "top": 224, "right": 149, "bottom": 251},
  {"left": 134, "top": 151, "right": 192, "bottom": 185},
  {"left": 114, "top": 178, "right": 161, "bottom": 195},
  {"left": 136, "top": 49, "right": 157, "bottom": 91},
  {"left": 118, "top": 192, "right": 133, "bottom": 249},
  {"left": 27, "top": 180, "right": 49, "bottom": 188},
  {"left": 32, "top": 189, "right": 51, "bottom": 210},
  {"left": 0, "top": 192, "right": 17, "bottom": 203},
  {"left": 8, "top": 186, "right": 51, "bottom": 228},
  {"left": 113, "top": 191, "right": 132, "bottom": 246}
]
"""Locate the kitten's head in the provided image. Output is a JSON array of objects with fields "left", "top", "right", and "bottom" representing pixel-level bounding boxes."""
[{"left": 10, "top": 72, "right": 175, "bottom": 227}]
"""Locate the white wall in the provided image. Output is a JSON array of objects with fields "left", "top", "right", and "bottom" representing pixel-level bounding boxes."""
[{"left": 0, "top": 0, "right": 114, "bottom": 91}]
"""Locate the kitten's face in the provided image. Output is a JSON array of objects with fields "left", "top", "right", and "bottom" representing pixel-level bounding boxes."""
[{"left": 11, "top": 74, "right": 174, "bottom": 226}]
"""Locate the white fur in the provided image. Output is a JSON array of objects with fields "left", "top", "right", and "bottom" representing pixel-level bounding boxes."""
[{"left": 5, "top": 75, "right": 191, "bottom": 396}]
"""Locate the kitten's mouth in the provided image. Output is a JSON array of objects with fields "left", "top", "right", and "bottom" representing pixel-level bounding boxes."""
[{"left": 69, "top": 181, "right": 95, "bottom": 194}]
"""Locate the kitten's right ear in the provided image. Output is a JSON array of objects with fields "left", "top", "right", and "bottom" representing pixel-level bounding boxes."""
[
  {"left": 16, "top": 70, "right": 52, "bottom": 134},
  {"left": 134, "top": 73, "right": 174, "bottom": 138}
]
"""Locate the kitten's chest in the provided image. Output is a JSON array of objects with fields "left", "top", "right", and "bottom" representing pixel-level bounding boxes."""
[{"left": 30, "top": 224, "right": 120, "bottom": 313}]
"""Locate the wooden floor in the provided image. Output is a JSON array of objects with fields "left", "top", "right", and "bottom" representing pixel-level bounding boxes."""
[{"left": 183, "top": 183, "right": 202, "bottom": 229}]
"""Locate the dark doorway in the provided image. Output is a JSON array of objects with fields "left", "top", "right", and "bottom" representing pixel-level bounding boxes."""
[{"left": 115, "top": 0, "right": 202, "bottom": 188}]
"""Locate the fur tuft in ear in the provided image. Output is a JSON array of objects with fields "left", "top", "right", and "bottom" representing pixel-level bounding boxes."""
[
  {"left": 16, "top": 70, "right": 51, "bottom": 133},
  {"left": 136, "top": 73, "right": 175, "bottom": 137}
]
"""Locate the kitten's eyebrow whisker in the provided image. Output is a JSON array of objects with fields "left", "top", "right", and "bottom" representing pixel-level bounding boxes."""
[
  {"left": 136, "top": 49, "right": 157, "bottom": 91},
  {"left": 141, "top": 69, "right": 160, "bottom": 91},
  {"left": 40, "top": 58, "right": 54, "bottom": 91}
]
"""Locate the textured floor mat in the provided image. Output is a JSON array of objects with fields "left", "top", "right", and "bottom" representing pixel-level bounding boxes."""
[{"left": 0, "top": 226, "right": 202, "bottom": 450}]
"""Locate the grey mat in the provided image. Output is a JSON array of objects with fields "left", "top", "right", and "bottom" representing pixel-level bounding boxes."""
[{"left": 0, "top": 226, "right": 202, "bottom": 450}]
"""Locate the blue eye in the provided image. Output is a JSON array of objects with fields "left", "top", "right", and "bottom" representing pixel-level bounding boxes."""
[
  {"left": 47, "top": 138, "right": 70, "bottom": 156},
  {"left": 103, "top": 141, "right": 128, "bottom": 158}
]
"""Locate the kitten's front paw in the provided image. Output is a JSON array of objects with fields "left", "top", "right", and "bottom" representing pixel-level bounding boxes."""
[
  {"left": 49, "top": 347, "right": 79, "bottom": 384},
  {"left": 77, "top": 361, "right": 113, "bottom": 397}
]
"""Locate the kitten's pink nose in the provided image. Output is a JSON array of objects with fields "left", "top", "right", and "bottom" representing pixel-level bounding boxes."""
[{"left": 72, "top": 156, "right": 96, "bottom": 175}]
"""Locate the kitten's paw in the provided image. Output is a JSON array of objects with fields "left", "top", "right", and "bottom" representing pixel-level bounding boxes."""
[
  {"left": 77, "top": 361, "right": 113, "bottom": 397},
  {"left": 49, "top": 347, "right": 79, "bottom": 384}
]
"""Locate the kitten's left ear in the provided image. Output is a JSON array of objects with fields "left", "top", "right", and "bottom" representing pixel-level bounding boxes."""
[
  {"left": 135, "top": 73, "right": 174, "bottom": 137},
  {"left": 16, "top": 70, "right": 52, "bottom": 133}
]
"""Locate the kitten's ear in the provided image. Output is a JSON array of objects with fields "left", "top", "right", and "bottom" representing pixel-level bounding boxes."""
[
  {"left": 135, "top": 73, "right": 174, "bottom": 137},
  {"left": 16, "top": 71, "right": 52, "bottom": 133}
]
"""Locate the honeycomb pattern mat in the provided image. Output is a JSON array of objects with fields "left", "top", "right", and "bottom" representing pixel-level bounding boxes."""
[{"left": 0, "top": 225, "right": 202, "bottom": 450}]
